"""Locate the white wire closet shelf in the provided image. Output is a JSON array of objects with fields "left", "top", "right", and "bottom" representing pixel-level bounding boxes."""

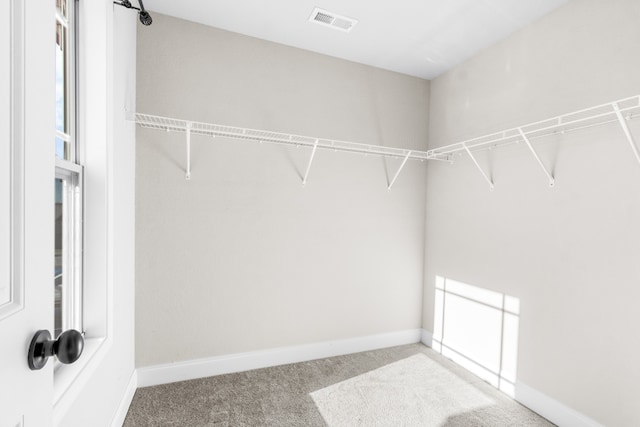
[
  {"left": 426, "top": 95, "right": 640, "bottom": 189},
  {"left": 135, "top": 112, "right": 432, "bottom": 158},
  {"left": 134, "top": 113, "right": 432, "bottom": 187},
  {"left": 135, "top": 94, "right": 640, "bottom": 188}
]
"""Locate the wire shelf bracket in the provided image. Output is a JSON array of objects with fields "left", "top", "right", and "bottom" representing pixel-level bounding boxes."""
[
  {"left": 517, "top": 127, "right": 555, "bottom": 187},
  {"left": 613, "top": 102, "right": 640, "bottom": 165},
  {"left": 462, "top": 143, "right": 494, "bottom": 191},
  {"left": 302, "top": 139, "right": 319, "bottom": 186},
  {"left": 388, "top": 150, "right": 412, "bottom": 190}
]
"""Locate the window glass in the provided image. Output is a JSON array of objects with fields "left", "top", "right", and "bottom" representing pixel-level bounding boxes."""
[
  {"left": 54, "top": 178, "right": 63, "bottom": 337},
  {"left": 55, "top": 22, "right": 65, "bottom": 133},
  {"left": 55, "top": 18, "right": 69, "bottom": 159},
  {"left": 54, "top": 171, "right": 82, "bottom": 338},
  {"left": 56, "top": 0, "right": 67, "bottom": 18},
  {"left": 55, "top": 136, "right": 66, "bottom": 161}
]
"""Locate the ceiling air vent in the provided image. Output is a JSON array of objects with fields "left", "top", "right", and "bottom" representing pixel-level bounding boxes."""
[{"left": 309, "top": 7, "right": 358, "bottom": 33}]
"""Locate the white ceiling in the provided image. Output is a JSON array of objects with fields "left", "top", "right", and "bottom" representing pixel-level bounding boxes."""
[{"left": 144, "top": 0, "right": 568, "bottom": 80}]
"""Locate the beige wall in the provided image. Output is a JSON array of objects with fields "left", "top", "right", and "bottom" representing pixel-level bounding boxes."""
[
  {"left": 136, "top": 14, "right": 429, "bottom": 366},
  {"left": 425, "top": 0, "right": 640, "bottom": 425}
]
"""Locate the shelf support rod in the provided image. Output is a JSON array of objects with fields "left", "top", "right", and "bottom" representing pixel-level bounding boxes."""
[
  {"left": 517, "top": 128, "right": 555, "bottom": 187},
  {"left": 462, "top": 143, "right": 494, "bottom": 190},
  {"left": 388, "top": 151, "right": 412, "bottom": 190},
  {"left": 613, "top": 103, "right": 640, "bottom": 165},
  {"left": 302, "top": 139, "right": 319, "bottom": 186},
  {"left": 185, "top": 122, "right": 192, "bottom": 180}
]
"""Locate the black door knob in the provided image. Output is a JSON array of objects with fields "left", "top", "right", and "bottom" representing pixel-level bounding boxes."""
[{"left": 28, "top": 329, "right": 84, "bottom": 370}]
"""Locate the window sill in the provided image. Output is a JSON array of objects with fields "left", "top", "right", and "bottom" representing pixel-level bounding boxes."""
[{"left": 53, "top": 336, "right": 110, "bottom": 424}]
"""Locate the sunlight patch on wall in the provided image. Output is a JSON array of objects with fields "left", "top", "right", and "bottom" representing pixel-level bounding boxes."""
[{"left": 433, "top": 276, "right": 520, "bottom": 397}]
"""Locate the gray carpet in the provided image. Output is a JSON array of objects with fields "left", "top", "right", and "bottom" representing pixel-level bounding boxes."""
[{"left": 124, "top": 343, "right": 554, "bottom": 426}]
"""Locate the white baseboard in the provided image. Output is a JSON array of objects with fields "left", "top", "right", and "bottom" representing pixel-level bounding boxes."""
[
  {"left": 137, "top": 329, "right": 423, "bottom": 387},
  {"left": 515, "top": 381, "right": 604, "bottom": 427},
  {"left": 421, "top": 328, "right": 600, "bottom": 427},
  {"left": 110, "top": 370, "right": 138, "bottom": 427},
  {"left": 128, "top": 329, "right": 603, "bottom": 427},
  {"left": 420, "top": 329, "right": 433, "bottom": 347}
]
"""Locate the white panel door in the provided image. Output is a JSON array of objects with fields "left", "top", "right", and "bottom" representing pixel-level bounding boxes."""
[{"left": 0, "top": 1, "right": 56, "bottom": 425}]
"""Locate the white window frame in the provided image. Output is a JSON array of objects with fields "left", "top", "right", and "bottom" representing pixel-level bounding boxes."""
[
  {"left": 53, "top": 0, "right": 112, "bottom": 414},
  {"left": 54, "top": 159, "right": 83, "bottom": 339},
  {"left": 54, "top": 0, "right": 83, "bottom": 340}
]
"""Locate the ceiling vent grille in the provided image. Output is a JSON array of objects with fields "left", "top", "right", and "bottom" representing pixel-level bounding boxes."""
[{"left": 309, "top": 7, "right": 358, "bottom": 33}]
